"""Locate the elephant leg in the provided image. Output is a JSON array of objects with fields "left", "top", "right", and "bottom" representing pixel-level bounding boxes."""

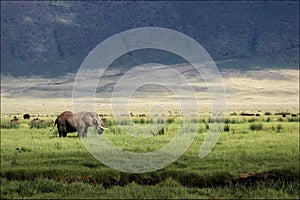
[
  {"left": 58, "top": 124, "right": 67, "bottom": 137},
  {"left": 83, "top": 127, "right": 89, "bottom": 137},
  {"left": 77, "top": 127, "right": 84, "bottom": 138}
]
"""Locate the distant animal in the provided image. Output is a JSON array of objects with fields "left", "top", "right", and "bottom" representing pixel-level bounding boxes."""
[
  {"left": 54, "top": 111, "right": 107, "bottom": 137},
  {"left": 10, "top": 116, "right": 20, "bottom": 124},
  {"left": 241, "top": 113, "right": 255, "bottom": 116},
  {"left": 30, "top": 118, "right": 54, "bottom": 128},
  {"left": 30, "top": 117, "right": 41, "bottom": 127},
  {"left": 23, "top": 114, "right": 30, "bottom": 120}
]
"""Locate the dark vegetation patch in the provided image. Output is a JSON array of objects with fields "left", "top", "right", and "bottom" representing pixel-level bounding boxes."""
[
  {"left": 249, "top": 123, "right": 263, "bottom": 131},
  {"left": 0, "top": 122, "right": 20, "bottom": 129},
  {"left": 1, "top": 168, "right": 298, "bottom": 189}
]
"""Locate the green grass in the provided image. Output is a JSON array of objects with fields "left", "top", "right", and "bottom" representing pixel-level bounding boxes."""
[{"left": 1, "top": 115, "right": 299, "bottom": 199}]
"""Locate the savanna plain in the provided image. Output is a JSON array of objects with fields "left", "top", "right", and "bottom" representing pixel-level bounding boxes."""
[
  {"left": 1, "top": 69, "right": 299, "bottom": 199},
  {"left": 1, "top": 110, "right": 299, "bottom": 199}
]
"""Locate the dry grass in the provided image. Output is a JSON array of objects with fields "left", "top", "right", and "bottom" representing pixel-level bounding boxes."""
[{"left": 1, "top": 69, "right": 299, "bottom": 115}]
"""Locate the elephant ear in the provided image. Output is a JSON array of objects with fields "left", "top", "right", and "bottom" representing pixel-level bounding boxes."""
[{"left": 82, "top": 112, "right": 93, "bottom": 126}]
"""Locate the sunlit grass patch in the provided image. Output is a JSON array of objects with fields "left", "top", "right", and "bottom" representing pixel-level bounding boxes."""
[{"left": 1, "top": 114, "right": 299, "bottom": 199}]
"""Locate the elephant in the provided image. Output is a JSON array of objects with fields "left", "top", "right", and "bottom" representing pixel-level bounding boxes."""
[
  {"left": 54, "top": 111, "right": 107, "bottom": 137},
  {"left": 23, "top": 114, "right": 30, "bottom": 120}
]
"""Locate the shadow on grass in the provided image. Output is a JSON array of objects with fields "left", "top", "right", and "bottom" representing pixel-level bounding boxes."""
[{"left": 1, "top": 168, "right": 298, "bottom": 189}]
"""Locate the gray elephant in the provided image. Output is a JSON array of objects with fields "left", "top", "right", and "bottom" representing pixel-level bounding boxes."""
[{"left": 55, "top": 111, "right": 107, "bottom": 137}]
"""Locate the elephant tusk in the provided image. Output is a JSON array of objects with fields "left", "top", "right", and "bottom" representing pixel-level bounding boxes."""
[{"left": 99, "top": 124, "right": 108, "bottom": 130}]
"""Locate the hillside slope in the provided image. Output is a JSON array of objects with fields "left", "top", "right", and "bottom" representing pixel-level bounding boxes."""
[{"left": 1, "top": 1, "right": 299, "bottom": 76}]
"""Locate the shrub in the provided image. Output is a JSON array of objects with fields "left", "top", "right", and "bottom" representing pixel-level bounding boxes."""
[
  {"left": 208, "top": 117, "right": 224, "bottom": 123},
  {"left": 276, "top": 124, "right": 283, "bottom": 133},
  {"left": 157, "top": 119, "right": 165, "bottom": 124},
  {"left": 139, "top": 118, "right": 145, "bottom": 124},
  {"left": 166, "top": 118, "right": 175, "bottom": 124},
  {"left": 223, "top": 124, "right": 230, "bottom": 132},
  {"left": 225, "top": 118, "right": 238, "bottom": 124},
  {"left": 277, "top": 117, "right": 284, "bottom": 122},
  {"left": 30, "top": 122, "right": 50, "bottom": 129},
  {"left": 264, "top": 112, "right": 272, "bottom": 115},
  {"left": 275, "top": 112, "right": 290, "bottom": 117},
  {"left": 249, "top": 123, "right": 263, "bottom": 131},
  {"left": 288, "top": 117, "right": 300, "bottom": 122},
  {"left": 205, "top": 123, "right": 209, "bottom": 130},
  {"left": 224, "top": 118, "right": 230, "bottom": 124},
  {"left": 157, "top": 128, "right": 164, "bottom": 135},
  {"left": 248, "top": 118, "right": 257, "bottom": 123},
  {"left": 190, "top": 118, "right": 199, "bottom": 123},
  {"left": 198, "top": 127, "right": 206, "bottom": 134},
  {"left": 1, "top": 122, "right": 20, "bottom": 129}
]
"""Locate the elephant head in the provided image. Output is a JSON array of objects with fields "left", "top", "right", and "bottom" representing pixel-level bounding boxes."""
[{"left": 81, "top": 112, "right": 107, "bottom": 136}]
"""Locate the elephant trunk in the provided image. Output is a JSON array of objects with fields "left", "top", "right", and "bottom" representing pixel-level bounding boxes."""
[{"left": 94, "top": 125, "right": 97, "bottom": 134}]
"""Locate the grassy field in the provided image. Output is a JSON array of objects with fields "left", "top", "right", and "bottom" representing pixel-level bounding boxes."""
[{"left": 0, "top": 113, "right": 299, "bottom": 199}]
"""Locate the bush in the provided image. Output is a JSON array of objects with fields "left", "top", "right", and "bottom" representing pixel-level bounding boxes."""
[
  {"left": 30, "top": 120, "right": 53, "bottom": 129},
  {"left": 157, "top": 128, "right": 164, "bottom": 135},
  {"left": 264, "top": 112, "right": 272, "bottom": 115},
  {"left": 190, "top": 118, "right": 199, "bottom": 123},
  {"left": 205, "top": 123, "right": 209, "bottom": 130},
  {"left": 276, "top": 124, "right": 283, "bottom": 133},
  {"left": 277, "top": 117, "right": 284, "bottom": 122},
  {"left": 166, "top": 118, "right": 175, "bottom": 124},
  {"left": 288, "top": 117, "right": 300, "bottom": 122},
  {"left": 139, "top": 118, "right": 145, "bottom": 124},
  {"left": 224, "top": 118, "right": 238, "bottom": 124},
  {"left": 198, "top": 127, "right": 206, "bottom": 134},
  {"left": 208, "top": 117, "right": 224, "bottom": 123},
  {"left": 157, "top": 119, "right": 165, "bottom": 124},
  {"left": 223, "top": 124, "right": 230, "bottom": 132},
  {"left": 230, "top": 112, "right": 238, "bottom": 116},
  {"left": 249, "top": 123, "right": 263, "bottom": 131},
  {"left": 248, "top": 118, "right": 257, "bottom": 123},
  {"left": 1, "top": 122, "right": 20, "bottom": 129},
  {"left": 265, "top": 117, "right": 271, "bottom": 122},
  {"left": 275, "top": 112, "right": 290, "bottom": 117}
]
